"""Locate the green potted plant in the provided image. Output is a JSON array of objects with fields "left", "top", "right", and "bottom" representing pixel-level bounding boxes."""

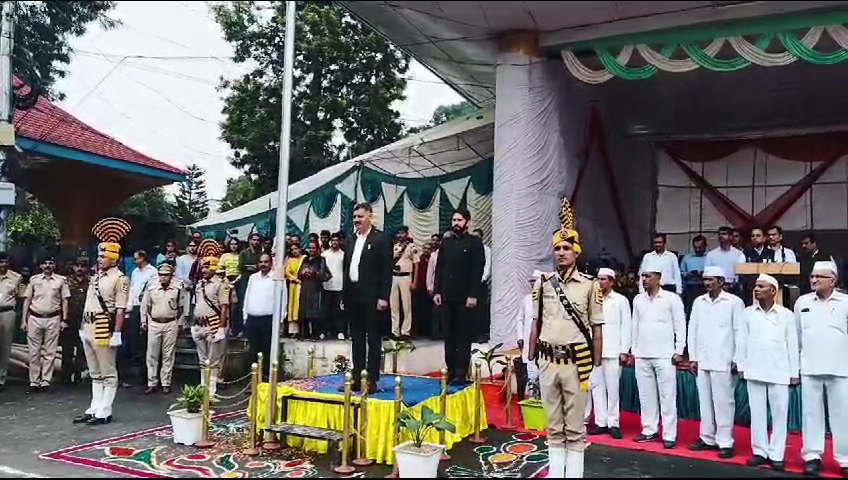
[
  {"left": 471, "top": 343, "right": 506, "bottom": 382},
  {"left": 518, "top": 378, "right": 546, "bottom": 431},
  {"left": 167, "top": 384, "right": 209, "bottom": 445},
  {"left": 393, "top": 405, "right": 456, "bottom": 478},
  {"left": 382, "top": 339, "right": 417, "bottom": 373}
]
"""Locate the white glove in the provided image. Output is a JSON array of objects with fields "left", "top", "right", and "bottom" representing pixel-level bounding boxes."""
[
  {"left": 109, "top": 332, "right": 123, "bottom": 348},
  {"left": 213, "top": 329, "right": 226, "bottom": 343}
]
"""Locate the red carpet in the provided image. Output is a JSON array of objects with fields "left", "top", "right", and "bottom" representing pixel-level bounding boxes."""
[{"left": 485, "top": 394, "right": 844, "bottom": 478}]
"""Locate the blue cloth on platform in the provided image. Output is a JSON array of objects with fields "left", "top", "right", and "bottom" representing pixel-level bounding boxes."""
[{"left": 313, "top": 373, "right": 468, "bottom": 407}]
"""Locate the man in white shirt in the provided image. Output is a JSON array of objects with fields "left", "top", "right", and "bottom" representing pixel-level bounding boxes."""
[
  {"left": 321, "top": 233, "right": 345, "bottom": 340},
  {"left": 242, "top": 253, "right": 283, "bottom": 378},
  {"left": 638, "top": 233, "right": 682, "bottom": 294},
  {"left": 687, "top": 266, "right": 744, "bottom": 459},
  {"left": 767, "top": 225, "right": 797, "bottom": 263},
  {"left": 176, "top": 240, "right": 198, "bottom": 323},
  {"left": 795, "top": 261, "right": 848, "bottom": 477},
  {"left": 704, "top": 226, "right": 744, "bottom": 289},
  {"left": 585, "top": 267, "right": 631, "bottom": 440},
  {"left": 121, "top": 250, "right": 158, "bottom": 387},
  {"left": 515, "top": 271, "right": 541, "bottom": 400},
  {"left": 737, "top": 273, "right": 799, "bottom": 472},
  {"left": 630, "top": 259, "right": 686, "bottom": 448}
]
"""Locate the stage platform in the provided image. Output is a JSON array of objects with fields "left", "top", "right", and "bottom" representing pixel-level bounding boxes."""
[
  {"left": 253, "top": 373, "right": 487, "bottom": 465},
  {"left": 281, "top": 338, "right": 448, "bottom": 377}
]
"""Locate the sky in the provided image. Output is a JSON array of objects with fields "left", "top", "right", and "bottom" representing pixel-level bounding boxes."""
[{"left": 53, "top": 1, "right": 463, "bottom": 206}]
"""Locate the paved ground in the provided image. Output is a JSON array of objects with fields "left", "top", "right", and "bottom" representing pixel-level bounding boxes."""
[{"left": 0, "top": 374, "right": 799, "bottom": 478}]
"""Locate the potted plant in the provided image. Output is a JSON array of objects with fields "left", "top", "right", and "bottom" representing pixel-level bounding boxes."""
[
  {"left": 393, "top": 405, "right": 456, "bottom": 478},
  {"left": 167, "top": 384, "right": 210, "bottom": 446},
  {"left": 471, "top": 343, "right": 506, "bottom": 382},
  {"left": 382, "top": 339, "right": 417, "bottom": 373},
  {"left": 518, "top": 378, "right": 546, "bottom": 431}
]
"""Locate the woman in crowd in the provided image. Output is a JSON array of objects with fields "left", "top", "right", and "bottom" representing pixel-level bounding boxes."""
[
  {"left": 297, "top": 240, "right": 331, "bottom": 340},
  {"left": 219, "top": 237, "right": 243, "bottom": 336},
  {"left": 285, "top": 242, "right": 306, "bottom": 337}
]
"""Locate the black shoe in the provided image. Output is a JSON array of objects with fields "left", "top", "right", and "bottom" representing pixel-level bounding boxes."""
[
  {"left": 162, "top": 386, "right": 171, "bottom": 394},
  {"left": 719, "top": 448, "right": 735, "bottom": 459},
  {"left": 634, "top": 433, "right": 659, "bottom": 443},
  {"left": 587, "top": 426, "right": 609, "bottom": 436},
  {"left": 804, "top": 459, "right": 822, "bottom": 476},
  {"left": 144, "top": 386, "right": 157, "bottom": 395},
  {"left": 663, "top": 440, "right": 676, "bottom": 449},
  {"left": 771, "top": 461, "right": 785, "bottom": 472},
  {"left": 747, "top": 455, "right": 770, "bottom": 467},
  {"left": 73, "top": 413, "right": 94, "bottom": 424},
  {"left": 86, "top": 415, "right": 112, "bottom": 425},
  {"left": 688, "top": 439, "right": 719, "bottom": 451},
  {"left": 609, "top": 427, "right": 622, "bottom": 440}
]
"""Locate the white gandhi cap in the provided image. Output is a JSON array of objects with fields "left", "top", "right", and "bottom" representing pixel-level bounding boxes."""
[
  {"left": 702, "top": 266, "right": 725, "bottom": 278},
  {"left": 757, "top": 273, "right": 779, "bottom": 289},
  {"left": 597, "top": 268, "right": 616, "bottom": 279},
  {"left": 812, "top": 261, "right": 838, "bottom": 278},
  {"left": 641, "top": 259, "right": 663, "bottom": 275}
]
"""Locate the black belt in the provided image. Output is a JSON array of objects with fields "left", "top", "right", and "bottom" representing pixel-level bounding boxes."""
[
  {"left": 0, "top": 305, "right": 14, "bottom": 313},
  {"left": 536, "top": 340, "right": 585, "bottom": 364},
  {"left": 30, "top": 310, "right": 61, "bottom": 319},
  {"left": 393, "top": 272, "right": 411, "bottom": 277},
  {"left": 151, "top": 317, "right": 177, "bottom": 324}
]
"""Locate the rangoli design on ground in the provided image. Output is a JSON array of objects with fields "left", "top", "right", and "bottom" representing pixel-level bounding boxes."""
[{"left": 445, "top": 432, "right": 549, "bottom": 478}]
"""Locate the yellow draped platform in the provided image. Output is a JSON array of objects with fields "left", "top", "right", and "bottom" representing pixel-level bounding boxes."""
[{"left": 250, "top": 376, "right": 487, "bottom": 465}]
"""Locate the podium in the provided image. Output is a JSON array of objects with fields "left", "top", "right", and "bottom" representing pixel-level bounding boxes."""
[{"left": 736, "top": 262, "right": 800, "bottom": 307}]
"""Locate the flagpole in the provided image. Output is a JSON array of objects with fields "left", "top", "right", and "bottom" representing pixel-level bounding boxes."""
[{"left": 268, "top": 0, "right": 296, "bottom": 428}]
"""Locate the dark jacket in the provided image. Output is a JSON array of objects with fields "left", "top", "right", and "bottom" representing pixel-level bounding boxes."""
[
  {"left": 434, "top": 231, "right": 485, "bottom": 303},
  {"left": 343, "top": 227, "right": 393, "bottom": 303},
  {"left": 743, "top": 246, "right": 775, "bottom": 263}
]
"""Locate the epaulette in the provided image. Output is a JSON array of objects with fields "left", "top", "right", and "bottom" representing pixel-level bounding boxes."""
[{"left": 579, "top": 272, "right": 595, "bottom": 280}]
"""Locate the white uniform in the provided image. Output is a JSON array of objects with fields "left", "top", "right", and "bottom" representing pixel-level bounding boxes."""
[
  {"left": 687, "top": 291, "right": 744, "bottom": 449},
  {"left": 585, "top": 290, "right": 631, "bottom": 429},
  {"left": 737, "top": 302, "right": 799, "bottom": 462},
  {"left": 630, "top": 289, "right": 686, "bottom": 442},
  {"left": 795, "top": 291, "right": 848, "bottom": 467},
  {"left": 518, "top": 292, "right": 539, "bottom": 381}
]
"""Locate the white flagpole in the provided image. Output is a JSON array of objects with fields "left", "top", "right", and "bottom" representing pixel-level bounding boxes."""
[{"left": 268, "top": 0, "right": 296, "bottom": 427}]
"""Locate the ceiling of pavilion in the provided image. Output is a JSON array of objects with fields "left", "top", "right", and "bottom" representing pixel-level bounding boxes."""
[{"left": 341, "top": 1, "right": 848, "bottom": 107}]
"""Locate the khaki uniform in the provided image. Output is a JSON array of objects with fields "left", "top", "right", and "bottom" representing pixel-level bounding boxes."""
[
  {"left": 82, "top": 267, "right": 129, "bottom": 419},
  {"left": 24, "top": 273, "right": 70, "bottom": 387},
  {"left": 192, "top": 276, "right": 229, "bottom": 396},
  {"left": 141, "top": 278, "right": 183, "bottom": 388},
  {"left": 534, "top": 271, "right": 603, "bottom": 453},
  {"left": 0, "top": 270, "right": 20, "bottom": 385},
  {"left": 391, "top": 241, "right": 418, "bottom": 336}
]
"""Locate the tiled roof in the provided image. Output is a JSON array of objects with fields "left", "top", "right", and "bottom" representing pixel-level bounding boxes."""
[{"left": 11, "top": 79, "right": 185, "bottom": 175}]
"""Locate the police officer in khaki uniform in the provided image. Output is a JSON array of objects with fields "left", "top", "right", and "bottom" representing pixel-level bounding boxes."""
[
  {"left": 0, "top": 252, "right": 20, "bottom": 392},
  {"left": 74, "top": 218, "right": 130, "bottom": 426},
  {"left": 192, "top": 240, "right": 229, "bottom": 400},
  {"left": 141, "top": 263, "right": 183, "bottom": 394},
  {"left": 21, "top": 256, "right": 70, "bottom": 393},
  {"left": 529, "top": 198, "right": 603, "bottom": 478},
  {"left": 391, "top": 226, "right": 418, "bottom": 339}
]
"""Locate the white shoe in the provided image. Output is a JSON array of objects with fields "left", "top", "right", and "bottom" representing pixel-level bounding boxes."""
[
  {"left": 337, "top": 333, "right": 345, "bottom": 340},
  {"left": 565, "top": 449, "right": 584, "bottom": 478},
  {"left": 546, "top": 445, "right": 565, "bottom": 478}
]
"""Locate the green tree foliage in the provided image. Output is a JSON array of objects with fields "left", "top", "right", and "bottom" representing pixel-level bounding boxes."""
[
  {"left": 406, "top": 101, "right": 476, "bottom": 135},
  {"left": 211, "top": 1, "right": 409, "bottom": 195},
  {"left": 116, "top": 187, "right": 175, "bottom": 223},
  {"left": 219, "top": 174, "right": 260, "bottom": 212},
  {"left": 7, "top": 194, "right": 60, "bottom": 246},
  {"left": 173, "top": 164, "right": 210, "bottom": 226}
]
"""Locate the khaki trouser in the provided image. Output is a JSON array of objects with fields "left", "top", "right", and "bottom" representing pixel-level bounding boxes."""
[
  {"left": 191, "top": 324, "right": 225, "bottom": 397},
  {"left": 27, "top": 315, "right": 61, "bottom": 387},
  {"left": 390, "top": 275, "right": 413, "bottom": 336},
  {"left": 539, "top": 357, "right": 589, "bottom": 451},
  {"left": 146, "top": 320, "right": 179, "bottom": 388},
  {"left": 0, "top": 310, "right": 15, "bottom": 385},
  {"left": 81, "top": 322, "right": 118, "bottom": 388}
]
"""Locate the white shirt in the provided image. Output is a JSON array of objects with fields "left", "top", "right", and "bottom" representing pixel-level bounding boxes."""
[
  {"left": 705, "top": 246, "right": 744, "bottom": 283},
  {"left": 601, "top": 290, "right": 632, "bottom": 358},
  {"left": 630, "top": 289, "right": 686, "bottom": 358},
  {"left": 426, "top": 250, "right": 439, "bottom": 293},
  {"left": 638, "top": 250, "right": 682, "bottom": 294},
  {"left": 243, "top": 270, "right": 281, "bottom": 318},
  {"left": 128, "top": 264, "right": 158, "bottom": 309},
  {"left": 687, "top": 290, "right": 744, "bottom": 372},
  {"left": 519, "top": 292, "right": 534, "bottom": 361},
  {"left": 481, "top": 245, "right": 492, "bottom": 283},
  {"left": 175, "top": 254, "right": 196, "bottom": 283},
  {"left": 348, "top": 227, "right": 371, "bottom": 283},
  {"left": 795, "top": 290, "right": 848, "bottom": 377},
  {"left": 321, "top": 249, "right": 344, "bottom": 292},
  {"left": 770, "top": 246, "right": 797, "bottom": 263},
  {"left": 737, "top": 302, "right": 799, "bottom": 385}
]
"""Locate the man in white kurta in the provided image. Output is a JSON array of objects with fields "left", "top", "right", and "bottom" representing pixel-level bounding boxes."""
[
  {"left": 795, "top": 261, "right": 848, "bottom": 477},
  {"left": 517, "top": 272, "right": 541, "bottom": 384},
  {"left": 585, "top": 267, "right": 630, "bottom": 440},
  {"left": 737, "top": 273, "right": 799, "bottom": 472},
  {"left": 687, "top": 266, "right": 744, "bottom": 459},
  {"left": 630, "top": 260, "right": 686, "bottom": 448}
]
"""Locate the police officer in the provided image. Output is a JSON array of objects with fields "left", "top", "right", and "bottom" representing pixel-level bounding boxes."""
[
  {"left": 74, "top": 218, "right": 130, "bottom": 425},
  {"left": 391, "top": 226, "right": 418, "bottom": 339},
  {"left": 142, "top": 263, "right": 183, "bottom": 394},
  {"left": 529, "top": 198, "right": 603, "bottom": 478},
  {"left": 22, "top": 255, "right": 70, "bottom": 393},
  {"left": 0, "top": 252, "right": 20, "bottom": 392},
  {"left": 192, "top": 240, "right": 229, "bottom": 400}
]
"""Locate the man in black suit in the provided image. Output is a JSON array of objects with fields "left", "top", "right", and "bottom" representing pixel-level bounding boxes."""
[
  {"left": 434, "top": 209, "right": 485, "bottom": 386},
  {"left": 341, "top": 202, "right": 392, "bottom": 394}
]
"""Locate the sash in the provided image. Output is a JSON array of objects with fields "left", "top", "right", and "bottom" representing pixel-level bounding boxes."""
[
  {"left": 548, "top": 275, "right": 594, "bottom": 391},
  {"left": 93, "top": 276, "right": 115, "bottom": 347}
]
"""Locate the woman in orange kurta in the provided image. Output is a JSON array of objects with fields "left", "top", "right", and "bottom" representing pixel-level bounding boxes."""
[{"left": 284, "top": 242, "right": 306, "bottom": 337}]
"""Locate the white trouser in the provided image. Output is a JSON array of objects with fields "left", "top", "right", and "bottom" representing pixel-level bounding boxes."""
[
  {"left": 635, "top": 357, "right": 678, "bottom": 442},
  {"left": 802, "top": 375, "right": 848, "bottom": 467},
  {"left": 583, "top": 359, "right": 622, "bottom": 428},
  {"left": 747, "top": 380, "right": 789, "bottom": 461},
  {"left": 697, "top": 369, "right": 735, "bottom": 448}
]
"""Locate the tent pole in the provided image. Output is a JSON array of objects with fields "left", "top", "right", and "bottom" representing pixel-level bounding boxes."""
[{"left": 268, "top": 0, "right": 297, "bottom": 427}]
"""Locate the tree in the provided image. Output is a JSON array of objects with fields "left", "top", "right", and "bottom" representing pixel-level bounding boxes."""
[
  {"left": 407, "top": 101, "right": 476, "bottom": 135},
  {"left": 116, "top": 187, "right": 176, "bottom": 223},
  {"left": 7, "top": 194, "right": 59, "bottom": 246},
  {"left": 14, "top": 2, "right": 118, "bottom": 104},
  {"left": 211, "top": 1, "right": 409, "bottom": 195},
  {"left": 172, "top": 164, "right": 209, "bottom": 226},
  {"left": 219, "top": 174, "right": 260, "bottom": 212}
]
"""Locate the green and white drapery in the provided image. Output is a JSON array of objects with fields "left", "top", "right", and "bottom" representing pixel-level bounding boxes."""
[{"left": 562, "top": 24, "right": 848, "bottom": 84}]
